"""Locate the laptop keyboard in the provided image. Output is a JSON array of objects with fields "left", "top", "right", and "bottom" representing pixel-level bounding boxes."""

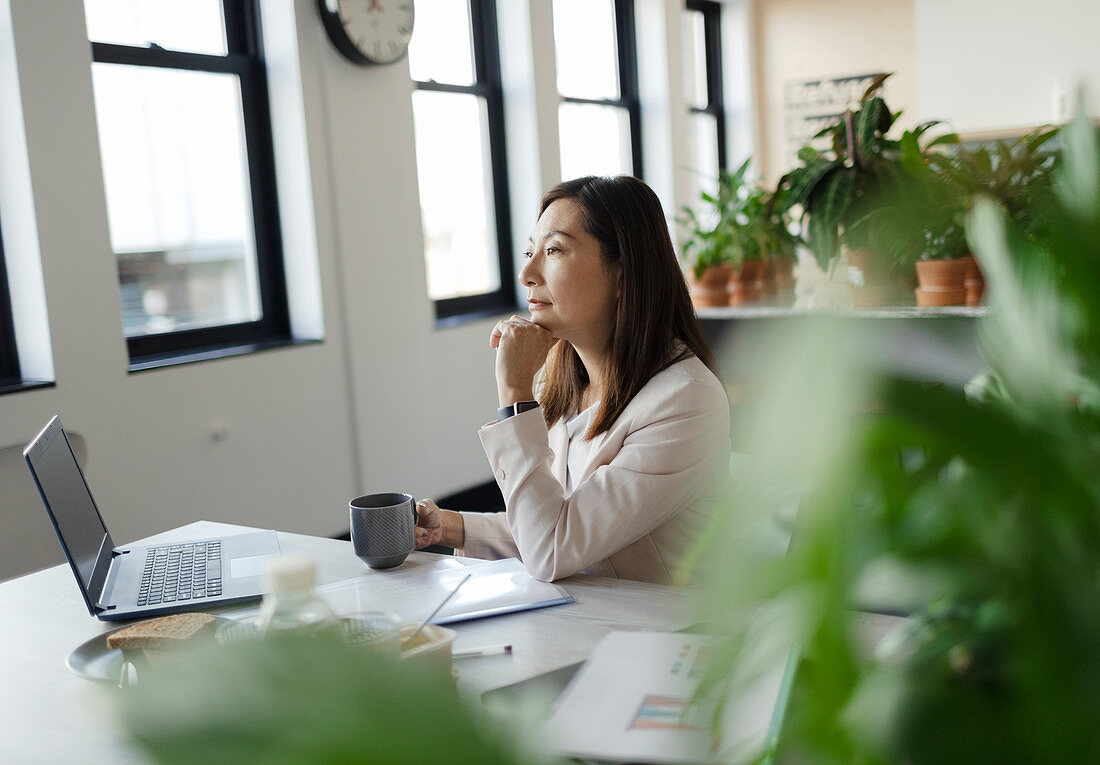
[{"left": 137, "top": 541, "right": 222, "bottom": 607}]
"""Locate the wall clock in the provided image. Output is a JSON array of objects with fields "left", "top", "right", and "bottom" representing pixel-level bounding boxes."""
[{"left": 318, "top": 0, "right": 415, "bottom": 66}]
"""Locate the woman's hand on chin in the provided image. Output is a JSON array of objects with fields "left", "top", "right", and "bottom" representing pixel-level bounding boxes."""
[{"left": 491, "top": 315, "right": 555, "bottom": 406}]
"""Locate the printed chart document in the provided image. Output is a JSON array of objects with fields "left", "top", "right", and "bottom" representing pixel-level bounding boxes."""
[
  {"left": 316, "top": 557, "right": 574, "bottom": 625},
  {"left": 539, "top": 631, "right": 793, "bottom": 764}
]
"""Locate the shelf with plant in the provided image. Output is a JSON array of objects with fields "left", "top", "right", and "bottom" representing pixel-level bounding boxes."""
[
  {"left": 848, "top": 124, "right": 1059, "bottom": 307},
  {"left": 692, "top": 108, "right": 1100, "bottom": 764}
]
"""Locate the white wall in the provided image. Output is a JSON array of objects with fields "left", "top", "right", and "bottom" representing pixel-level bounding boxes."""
[
  {"left": 0, "top": 0, "right": 719, "bottom": 580},
  {"left": 914, "top": 0, "right": 1100, "bottom": 133},
  {"left": 750, "top": 0, "right": 917, "bottom": 182}
]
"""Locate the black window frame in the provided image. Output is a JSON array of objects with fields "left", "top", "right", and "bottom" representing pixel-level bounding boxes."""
[
  {"left": 685, "top": 0, "right": 727, "bottom": 171},
  {"left": 90, "top": 0, "right": 291, "bottom": 365},
  {"left": 0, "top": 221, "right": 21, "bottom": 388},
  {"left": 412, "top": 0, "right": 517, "bottom": 323},
  {"left": 557, "top": 0, "right": 643, "bottom": 179}
]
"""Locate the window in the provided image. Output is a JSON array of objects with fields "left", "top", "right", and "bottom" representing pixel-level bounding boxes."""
[
  {"left": 409, "top": 0, "right": 516, "bottom": 321},
  {"left": 553, "top": 0, "right": 642, "bottom": 181},
  {"left": 0, "top": 224, "right": 20, "bottom": 388},
  {"left": 683, "top": 0, "right": 727, "bottom": 202},
  {"left": 86, "top": 0, "right": 290, "bottom": 364}
]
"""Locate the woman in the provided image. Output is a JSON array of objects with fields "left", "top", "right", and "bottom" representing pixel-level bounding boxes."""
[{"left": 414, "top": 175, "right": 731, "bottom": 584}]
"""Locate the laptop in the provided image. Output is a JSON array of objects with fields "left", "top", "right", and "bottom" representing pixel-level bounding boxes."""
[{"left": 23, "top": 415, "right": 280, "bottom": 621}]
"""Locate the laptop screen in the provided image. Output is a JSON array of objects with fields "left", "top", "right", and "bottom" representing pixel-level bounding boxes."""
[{"left": 24, "top": 418, "right": 111, "bottom": 596}]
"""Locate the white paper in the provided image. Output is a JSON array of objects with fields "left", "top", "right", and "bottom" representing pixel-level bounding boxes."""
[
  {"left": 539, "top": 631, "right": 789, "bottom": 764},
  {"left": 315, "top": 557, "right": 574, "bottom": 625}
]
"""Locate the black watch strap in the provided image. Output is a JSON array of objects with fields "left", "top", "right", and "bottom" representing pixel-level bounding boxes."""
[{"left": 497, "top": 400, "right": 539, "bottom": 421}]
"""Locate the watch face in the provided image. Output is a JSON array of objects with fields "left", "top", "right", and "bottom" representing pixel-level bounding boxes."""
[{"left": 321, "top": 0, "right": 415, "bottom": 66}]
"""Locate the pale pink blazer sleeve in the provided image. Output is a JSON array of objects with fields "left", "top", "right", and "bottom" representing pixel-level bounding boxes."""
[{"left": 459, "top": 357, "right": 731, "bottom": 582}]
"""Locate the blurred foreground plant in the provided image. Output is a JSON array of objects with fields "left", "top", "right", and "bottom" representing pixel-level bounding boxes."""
[
  {"left": 116, "top": 630, "right": 538, "bottom": 765},
  {"left": 696, "top": 107, "right": 1100, "bottom": 764}
]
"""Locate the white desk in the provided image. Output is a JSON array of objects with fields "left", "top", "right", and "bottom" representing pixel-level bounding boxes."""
[{"left": 0, "top": 521, "right": 698, "bottom": 763}]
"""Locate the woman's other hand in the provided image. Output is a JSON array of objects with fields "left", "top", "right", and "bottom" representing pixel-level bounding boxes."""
[
  {"left": 415, "top": 499, "right": 465, "bottom": 550},
  {"left": 490, "top": 315, "right": 555, "bottom": 407}
]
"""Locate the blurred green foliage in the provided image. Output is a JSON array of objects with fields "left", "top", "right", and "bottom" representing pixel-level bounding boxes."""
[
  {"left": 115, "top": 630, "right": 537, "bottom": 765},
  {"left": 697, "top": 107, "right": 1100, "bottom": 764}
]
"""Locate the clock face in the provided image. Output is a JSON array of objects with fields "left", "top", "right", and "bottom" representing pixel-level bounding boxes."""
[{"left": 320, "top": 0, "right": 415, "bottom": 66}]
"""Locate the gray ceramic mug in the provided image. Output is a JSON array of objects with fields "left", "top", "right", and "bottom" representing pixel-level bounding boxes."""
[{"left": 349, "top": 493, "right": 417, "bottom": 569}]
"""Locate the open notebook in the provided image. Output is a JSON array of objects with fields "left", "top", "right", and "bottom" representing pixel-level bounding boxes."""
[{"left": 315, "top": 557, "right": 574, "bottom": 625}]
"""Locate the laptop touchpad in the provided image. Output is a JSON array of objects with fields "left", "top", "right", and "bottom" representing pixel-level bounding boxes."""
[{"left": 230, "top": 553, "right": 275, "bottom": 579}]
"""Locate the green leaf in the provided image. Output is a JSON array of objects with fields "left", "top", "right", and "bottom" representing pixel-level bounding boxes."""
[
  {"left": 857, "top": 97, "right": 884, "bottom": 163},
  {"left": 811, "top": 167, "right": 855, "bottom": 226},
  {"left": 117, "top": 632, "right": 523, "bottom": 765},
  {"left": 1056, "top": 108, "right": 1099, "bottom": 218},
  {"left": 798, "top": 145, "right": 822, "bottom": 164},
  {"left": 927, "top": 132, "right": 960, "bottom": 149},
  {"left": 806, "top": 212, "right": 840, "bottom": 271},
  {"left": 784, "top": 160, "right": 839, "bottom": 208},
  {"left": 860, "top": 72, "right": 891, "bottom": 102}
]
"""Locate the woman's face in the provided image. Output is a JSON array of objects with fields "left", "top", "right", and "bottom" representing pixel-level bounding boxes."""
[{"left": 520, "top": 198, "right": 620, "bottom": 351}]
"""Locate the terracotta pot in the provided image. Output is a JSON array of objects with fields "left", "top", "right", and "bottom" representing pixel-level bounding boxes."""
[
  {"left": 843, "top": 247, "right": 908, "bottom": 306},
  {"left": 729, "top": 260, "right": 765, "bottom": 305},
  {"left": 916, "top": 287, "right": 968, "bottom": 307},
  {"left": 845, "top": 247, "right": 892, "bottom": 287},
  {"left": 961, "top": 254, "right": 985, "bottom": 306},
  {"left": 853, "top": 284, "right": 909, "bottom": 308},
  {"left": 915, "top": 257, "right": 969, "bottom": 306},
  {"left": 761, "top": 260, "right": 778, "bottom": 295},
  {"left": 774, "top": 259, "right": 796, "bottom": 291},
  {"left": 689, "top": 265, "right": 732, "bottom": 308}
]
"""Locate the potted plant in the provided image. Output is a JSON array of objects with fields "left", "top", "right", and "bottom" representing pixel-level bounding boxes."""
[
  {"left": 852, "top": 125, "right": 1058, "bottom": 307},
  {"left": 931, "top": 126, "right": 1059, "bottom": 305},
  {"left": 727, "top": 170, "right": 771, "bottom": 305},
  {"left": 680, "top": 158, "right": 776, "bottom": 307},
  {"left": 764, "top": 187, "right": 800, "bottom": 294},
  {"left": 844, "top": 123, "right": 972, "bottom": 305},
  {"left": 679, "top": 192, "right": 736, "bottom": 308},
  {"left": 776, "top": 74, "right": 902, "bottom": 282}
]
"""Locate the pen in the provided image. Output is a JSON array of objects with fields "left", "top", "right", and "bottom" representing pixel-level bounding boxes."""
[{"left": 453, "top": 644, "right": 513, "bottom": 659}]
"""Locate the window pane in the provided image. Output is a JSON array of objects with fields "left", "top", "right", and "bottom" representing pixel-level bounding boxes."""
[
  {"left": 685, "top": 111, "right": 720, "bottom": 214},
  {"left": 408, "top": 0, "right": 476, "bottom": 86},
  {"left": 682, "top": 10, "right": 708, "bottom": 110},
  {"left": 553, "top": 0, "right": 619, "bottom": 100},
  {"left": 558, "top": 102, "right": 632, "bottom": 180},
  {"left": 412, "top": 91, "right": 500, "bottom": 301},
  {"left": 84, "top": 0, "right": 226, "bottom": 55},
  {"left": 90, "top": 64, "right": 261, "bottom": 336}
]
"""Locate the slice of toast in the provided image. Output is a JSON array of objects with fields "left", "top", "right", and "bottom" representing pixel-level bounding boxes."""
[{"left": 106, "top": 612, "right": 217, "bottom": 651}]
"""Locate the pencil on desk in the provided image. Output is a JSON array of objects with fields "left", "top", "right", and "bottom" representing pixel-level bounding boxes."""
[{"left": 453, "top": 644, "right": 513, "bottom": 659}]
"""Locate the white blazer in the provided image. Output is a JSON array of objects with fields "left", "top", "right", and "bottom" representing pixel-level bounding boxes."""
[{"left": 459, "top": 355, "right": 731, "bottom": 584}]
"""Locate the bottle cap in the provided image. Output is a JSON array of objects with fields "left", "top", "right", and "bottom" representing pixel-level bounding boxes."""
[{"left": 263, "top": 554, "right": 317, "bottom": 593}]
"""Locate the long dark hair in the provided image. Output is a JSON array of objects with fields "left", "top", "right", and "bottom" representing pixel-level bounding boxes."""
[{"left": 537, "top": 175, "right": 715, "bottom": 437}]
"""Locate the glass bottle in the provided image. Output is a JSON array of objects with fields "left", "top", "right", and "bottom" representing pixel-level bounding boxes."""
[{"left": 254, "top": 554, "right": 334, "bottom": 635}]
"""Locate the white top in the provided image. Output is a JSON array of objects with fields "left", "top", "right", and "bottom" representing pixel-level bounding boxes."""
[{"left": 564, "top": 402, "right": 599, "bottom": 495}]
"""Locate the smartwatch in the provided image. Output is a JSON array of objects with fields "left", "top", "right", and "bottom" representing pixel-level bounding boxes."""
[{"left": 497, "top": 400, "right": 539, "bottom": 421}]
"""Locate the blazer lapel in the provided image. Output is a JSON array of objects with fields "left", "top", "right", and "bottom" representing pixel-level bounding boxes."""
[{"left": 577, "top": 429, "right": 612, "bottom": 484}]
